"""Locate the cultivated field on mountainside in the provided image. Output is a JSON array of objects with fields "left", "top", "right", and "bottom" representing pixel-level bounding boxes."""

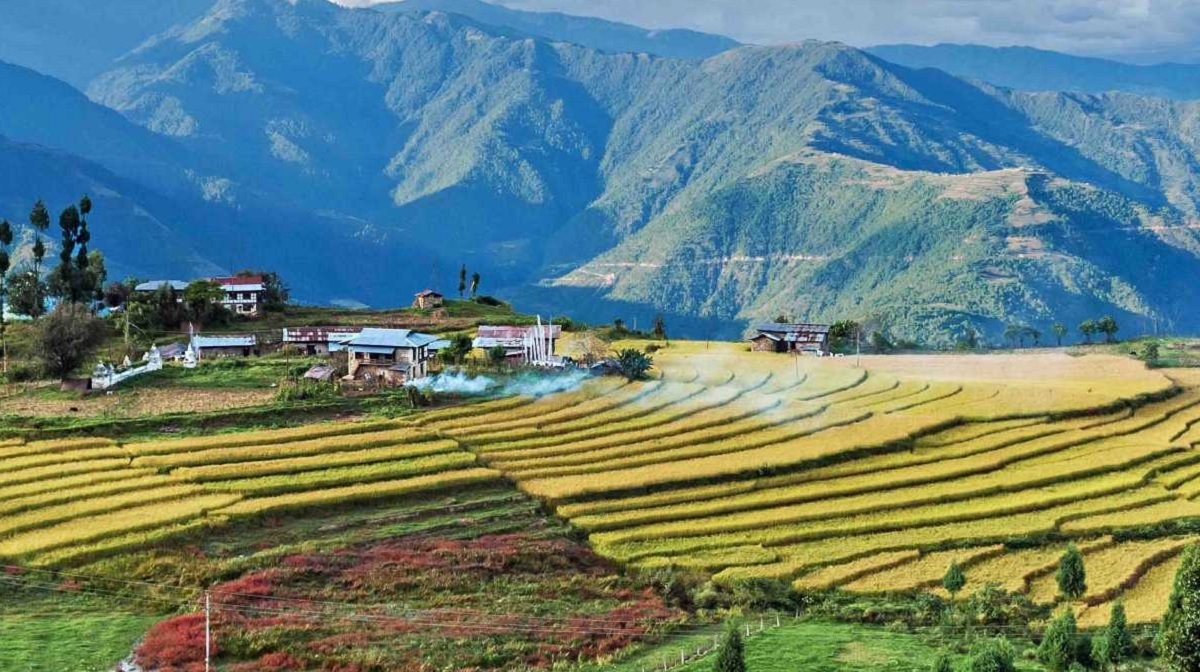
[{"left": 1, "top": 342, "right": 1198, "bottom": 634}]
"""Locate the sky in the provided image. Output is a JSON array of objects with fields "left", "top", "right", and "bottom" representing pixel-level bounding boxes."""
[{"left": 338, "top": 0, "right": 1200, "bottom": 64}]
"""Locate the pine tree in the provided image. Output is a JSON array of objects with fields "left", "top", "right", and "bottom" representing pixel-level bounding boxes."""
[
  {"left": 1160, "top": 544, "right": 1200, "bottom": 671},
  {"left": 0, "top": 218, "right": 11, "bottom": 374},
  {"left": 1056, "top": 544, "right": 1087, "bottom": 600},
  {"left": 1037, "top": 608, "right": 1078, "bottom": 672},
  {"left": 713, "top": 627, "right": 746, "bottom": 672},
  {"left": 470, "top": 271, "right": 480, "bottom": 298},
  {"left": 943, "top": 561, "right": 966, "bottom": 597},
  {"left": 458, "top": 264, "right": 467, "bottom": 299},
  {"left": 28, "top": 199, "right": 50, "bottom": 317},
  {"left": 1092, "top": 600, "right": 1132, "bottom": 671}
]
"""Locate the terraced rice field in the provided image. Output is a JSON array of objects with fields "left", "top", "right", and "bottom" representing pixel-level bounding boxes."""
[
  {"left": 4, "top": 342, "right": 1199, "bottom": 626},
  {"left": 419, "top": 343, "right": 1197, "bottom": 624},
  {"left": 0, "top": 425, "right": 503, "bottom": 567}
]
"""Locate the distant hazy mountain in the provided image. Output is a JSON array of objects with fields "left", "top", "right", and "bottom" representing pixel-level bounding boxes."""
[
  {"left": 8, "top": 0, "right": 1200, "bottom": 340},
  {"left": 869, "top": 44, "right": 1200, "bottom": 100},
  {"left": 372, "top": 0, "right": 739, "bottom": 59},
  {"left": 0, "top": 135, "right": 221, "bottom": 281},
  {"left": 0, "top": 0, "right": 214, "bottom": 88}
]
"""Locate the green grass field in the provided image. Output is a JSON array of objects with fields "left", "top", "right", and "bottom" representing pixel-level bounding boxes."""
[{"left": 673, "top": 622, "right": 1044, "bottom": 672}]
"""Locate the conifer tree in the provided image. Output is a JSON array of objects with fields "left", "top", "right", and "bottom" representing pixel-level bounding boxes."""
[
  {"left": 0, "top": 218, "right": 11, "bottom": 373},
  {"left": 713, "top": 627, "right": 746, "bottom": 672},
  {"left": 27, "top": 199, "right": 50, "bottom": 317},
  {"left": 1037, "top": 608, "right": 1078, "bottom": 672},
  {"left": 1092, "top": 600, "right": 1132, "bottom": 671},
  {"left": 943, "top": 561, "right": 966, "bottom": 597},
  {"left": 1056, "top": 544, "right": 1087, "bottom": 600},
  {"left": 1160, "top": 544, "right": 1200, "bottom": 671}
]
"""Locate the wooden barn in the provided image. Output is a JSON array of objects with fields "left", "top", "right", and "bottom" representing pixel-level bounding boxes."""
[{"left": 749, "top": 323, "right": 831, "bottom": 356}]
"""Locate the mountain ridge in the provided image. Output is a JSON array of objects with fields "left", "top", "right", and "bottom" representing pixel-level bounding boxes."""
[
  {"left": 3, "top": 0, "right": 1200, "bottom": 341},
  {"left": 868, "top": 43, "right": 1200, "bottom": 100}
]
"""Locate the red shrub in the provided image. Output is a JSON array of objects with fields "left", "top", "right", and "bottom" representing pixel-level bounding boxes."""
[{"left": 136, "top": 613, "right": 210, "bottom": 672}]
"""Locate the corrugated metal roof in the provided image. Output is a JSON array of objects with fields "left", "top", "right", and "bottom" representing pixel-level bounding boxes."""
[
  {"left": 135, "top": 280, "right": 188, "bottom": 292},
  {"left": 342, "top": 328, "right": 438, "bottom": 349},
  {"left": 477, "top": 325, "right": 562, "bottom": 339},
  {"left": 193, "top": 335, "right": 256, "bottom": 348},
  {"left": 754, "top": 323, "right": 831, "bottom": 335},
  {"left": 282, "top": 327, "right": 363, "bottom": 343}
]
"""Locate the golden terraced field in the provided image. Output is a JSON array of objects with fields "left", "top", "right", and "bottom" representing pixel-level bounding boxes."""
[{"left": 2, "top": 342, "right": 1199, "bottom": 624}]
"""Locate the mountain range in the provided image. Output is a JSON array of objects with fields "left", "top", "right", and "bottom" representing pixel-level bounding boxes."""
[{"left": 2, "top": 0, "right": 1200, "bottom": 343}]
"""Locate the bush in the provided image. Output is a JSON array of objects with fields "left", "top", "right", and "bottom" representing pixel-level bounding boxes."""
[
  {"left": 1037, "top": 609, "right": 1078, "bottom": 671},
  {"left": 729, "top": 577, "right": 797, "bottom": 611},
  {"left": 472, "top": 295, "right": 504, "bottom": 307},
  {"left": 36, "top": 302, "right": 107, "bottom": 379},
  {"left": 967, "top": 638, "right": 1016, "bottom": 672},
  {"left": 615, "top": 348, "right": 653, "bottom": 381}
]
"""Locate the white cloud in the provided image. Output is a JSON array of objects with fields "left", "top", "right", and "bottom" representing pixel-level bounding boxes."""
[{"left": 336, "top": 0, "right": 1200, "bottom": 63}]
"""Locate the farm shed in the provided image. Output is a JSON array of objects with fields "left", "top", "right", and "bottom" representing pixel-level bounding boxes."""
[
  {"left": 413, "top": 289, "right": 444, "bottom": 309},
  {"left": 341, "top": 328, "right": 438, "bottom": 386},
  {"left": 749, "top": 323, "right": 831, "bottom": 355},
  {"left": 191, "top": 335, "right": 258, "bottom": 359}
]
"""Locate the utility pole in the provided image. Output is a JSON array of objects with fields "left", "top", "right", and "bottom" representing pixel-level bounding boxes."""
[
  {"left": 205, "top": 591, "right": 211, "bottom": 672},
  {"left": 856, "top": 325, "right": 862, "bottom": 368}
]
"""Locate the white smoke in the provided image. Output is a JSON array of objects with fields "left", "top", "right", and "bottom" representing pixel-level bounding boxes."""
[
  {"left": 411, "top": 371, "right": 496, "bottom": 395},
  {"left": 501, "top": 370, "right": 590, "bottom": 397},
  {"left": 413, "top": 369, "right": 590, "bottom": 397}
]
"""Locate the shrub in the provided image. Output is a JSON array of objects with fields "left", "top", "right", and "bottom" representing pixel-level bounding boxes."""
[
  {"left": 966, "top": 638, "right": 1016, "bottom": 672},
  {"left": 1037, "top": 608, "right": 1078, "bottom": 672},
  {"left": 36, "top": 302, "right": 107, "bottom": 379},
  {"left": 943, "top": 561, "right": 966, "bottom": 597},
  {"left": 615, "top": 348, "right": 653, "bottom": 381},
  {"left": 472, "top": 295, "right": 504, "bottom": 307},
  {"left": 713, "top": 627, "right": 746, "bottom": 672}
]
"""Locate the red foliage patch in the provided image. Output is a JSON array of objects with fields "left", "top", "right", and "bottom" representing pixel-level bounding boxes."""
[
  {"left": 136, "top": 612, "right": 211, "bottom": 672},
  {"left": 137, "top": 534, "right": 682, "bottom": 672}
]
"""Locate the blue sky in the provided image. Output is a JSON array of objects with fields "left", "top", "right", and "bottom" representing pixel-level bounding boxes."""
[{"left": 340, "top": 0, "right": 1200, "bottom": 64}]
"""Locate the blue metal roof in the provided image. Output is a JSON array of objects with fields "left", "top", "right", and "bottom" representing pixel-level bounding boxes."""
[
  {"left": 136, "top": 280, "right": 189, "bottom": 292},
  {"left": 193, "top": 335, "right": 256, "bottom": 348},
  {"left": 341, "top": 328, "right": 438, "bottom": 349}
]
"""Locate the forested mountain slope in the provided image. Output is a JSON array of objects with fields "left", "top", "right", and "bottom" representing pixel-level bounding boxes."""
[{"left": 6, "top": 0, "right": 1200, "bottom": 340}]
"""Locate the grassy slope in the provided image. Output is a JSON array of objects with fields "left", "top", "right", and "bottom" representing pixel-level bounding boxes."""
[
  {"left": 0, "top": 595, "right": 156, "bottom": 672},
  {"left": 672, "top": 621, "right": 1044, "bottom": 672}
]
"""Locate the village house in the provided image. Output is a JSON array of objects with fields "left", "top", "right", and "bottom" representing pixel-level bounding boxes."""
[
  {"left": 212, "top": 275, "right": 266, "bottom": 317},
  {"left": 281, "top": 326, "right": 364, "bottom": 356},
  {"left": 749, "top": 322, "right": 832, "bottom": 356},
  {"left": 341, "top": 328, "right": 438, "bottom": 386},
  {"left": 190, "top": 334, "right": 258, "bottom": 359},
  {"left": 413, "top": 289, "right": 444, "bottom": 310},
  {"left": 474, "top": 324, "right": 562, "bottom": 362},
  {"left": 134, "top": 280, "right": 188, "bottom": 297}
]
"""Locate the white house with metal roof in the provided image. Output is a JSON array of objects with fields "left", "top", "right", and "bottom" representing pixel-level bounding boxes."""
[
  {"left": 340, "top": 328, "right": 438, "bottom": 385},
  {"left": 190, "top": 334, "right": 258, "bottom": 359}
]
